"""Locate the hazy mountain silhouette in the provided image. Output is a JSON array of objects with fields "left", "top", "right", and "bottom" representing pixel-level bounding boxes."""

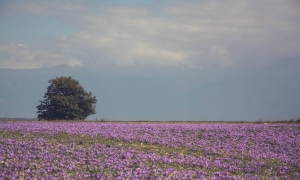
[{"left": 0, "top": 63, "right": 299, "bottom": 120}]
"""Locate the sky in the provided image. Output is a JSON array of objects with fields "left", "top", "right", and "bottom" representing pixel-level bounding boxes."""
[
  {"left": 0, "top": 0, "right": 299, "bottom": 120},
  {"left": 0, "top": 0, "right": 299, "bottom": 71}
]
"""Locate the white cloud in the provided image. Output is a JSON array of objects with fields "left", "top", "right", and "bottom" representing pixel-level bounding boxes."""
[
  {"left": 1, "top": 0, "right": 299, "bottom": 69},
  {"left": 209, "top": 46, "right": 231, "bottom": 65},
  {"left": 0, "top": 0, "right": 87, "bottom": 16},
  {"left": 62, "top": 31, "right": 188, "bottom": 67},
  {"left": 50, "top": 0, "right": 299, "bottom": 69},
  {"left": 0, "top": 42, "right": 82, "bottom": 69}
]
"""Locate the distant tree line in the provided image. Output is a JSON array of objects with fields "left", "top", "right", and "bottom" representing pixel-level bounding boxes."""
[{"left": 0, "top": 118, "right": 38, "bottom": 121}]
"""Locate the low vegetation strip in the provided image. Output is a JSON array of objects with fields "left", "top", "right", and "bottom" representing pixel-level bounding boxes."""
[{"left": 0, "top": 122, "right": 299, "bottom": 179}]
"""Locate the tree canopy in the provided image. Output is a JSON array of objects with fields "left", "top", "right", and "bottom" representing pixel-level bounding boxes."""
[{"left": 37, "top": 76, "right": 97, "bottom": 120}]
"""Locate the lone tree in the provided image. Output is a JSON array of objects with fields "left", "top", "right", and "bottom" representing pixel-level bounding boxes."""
[{"left": 37, "top": 76, "right": 97, "bottom": 120}]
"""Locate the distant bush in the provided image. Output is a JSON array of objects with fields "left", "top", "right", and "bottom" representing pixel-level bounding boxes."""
[
  {"left": 100, "top": 118, "right": 106, "bottom": 122},
  {"left": 255, "top": 118, "right": 300, "bottom": 124}
]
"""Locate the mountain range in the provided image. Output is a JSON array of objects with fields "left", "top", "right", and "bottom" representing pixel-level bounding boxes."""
[{"left": 0, "top": 64, "right": 299, "bottom": 121}]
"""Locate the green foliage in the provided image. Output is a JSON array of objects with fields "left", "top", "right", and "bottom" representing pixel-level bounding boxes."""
[{"left": 36, "top": 76, "right": 97, "bottom": 120}]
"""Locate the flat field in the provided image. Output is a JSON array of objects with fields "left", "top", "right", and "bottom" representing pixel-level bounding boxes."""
[{"left": 0, "top": 122, "right": 299, "bottom": 179}]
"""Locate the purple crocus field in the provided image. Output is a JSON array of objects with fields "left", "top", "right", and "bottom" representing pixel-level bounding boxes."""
[{"left": 0, "top": 122, "right": 299, "bottom": 179}]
